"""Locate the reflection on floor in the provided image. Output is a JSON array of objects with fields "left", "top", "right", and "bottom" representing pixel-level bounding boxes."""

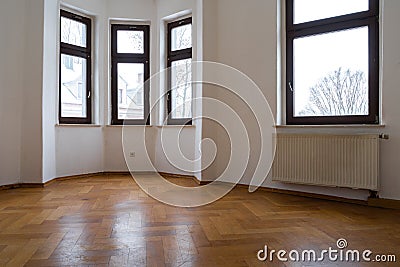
[{"left": 0, "top": 174, "right": 398, "bottom": 266}]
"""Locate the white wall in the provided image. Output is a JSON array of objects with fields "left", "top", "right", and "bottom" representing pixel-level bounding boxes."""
[
  {"left": 201, "top": 0, "right": 400, "bottom": 201},
  {"left": 1, "top": 0, "right": 200, "bottom": 183},
  {"left": 378, "top": 0, "right": 400, "bottom": 200},
  {"left": 0, "top": 0, "right": 44, "bottom": 185},
  {"left": 275, "top": 0, "right": 400, "bottom": 201},
  {"left": 102, "top": 0, "right": 158, "bottom": 173},
  {"left": 42, "top": 0, "right": 107, "bottom": 178},
  {"left": 154, "top": 127, "right": 196, "bottom": 175},
  {"left": 46, "top": 0, "right": 198, "bottom": 176},
  {"left": 0, "top": 0, "right": 25, "bottom": 185},
  {"left": 42, "top": 0, "right": 58, "bottom": 183},
  {"left": 154, "top": 0, "right": 201, "bottom": 177},
  {"left": 2, "top": 0, "right": 399, "bottom": 202},
  {"left": 20, "top": 0, "right": 45, "bottom": 184},
  {"left": 55, "top": 127, "right": 103, "bottom": 177},
  {"left": 104, "top": 126, "right": 156, "bottom": 172},
  {"left": 42, "top": 0, "right": 400, "bottom": 200},
  {"left": 41, "top": 0, "right": 199, "bottom": 178}
]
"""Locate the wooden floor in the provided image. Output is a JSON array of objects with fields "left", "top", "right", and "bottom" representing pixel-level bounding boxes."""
[{"left": 0, "top": 174, "right": 399, "bottom": 267}]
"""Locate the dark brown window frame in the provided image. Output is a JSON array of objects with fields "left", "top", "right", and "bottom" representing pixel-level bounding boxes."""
[
  {"left": 167, "top": 17, "right": 193, "bottom": 125},
  {"left": 59, "top": 10, "right": 92, "bottom": 124},
  {"left": 111, "top": 24, "right": 150, "bottom": 125},
  {"left": 286, "top": 0, "right": 379, "bottom": 125}
]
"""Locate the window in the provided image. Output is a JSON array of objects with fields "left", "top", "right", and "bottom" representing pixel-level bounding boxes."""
[
  {"left": 111, "top": 24, "right": 150, "bottom": 125},
  {"left": 59, "top": 10, "right": 92, "bottom": 124},
  {"left": 167, "top": 17, "right": 193, "bottom": 125},
  {"left": 286, "top": 0, "right": 379, "bottom": 125}
]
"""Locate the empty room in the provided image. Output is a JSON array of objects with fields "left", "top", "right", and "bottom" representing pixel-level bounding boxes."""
[{"left": 0, "top": 0, "right": 399, "bottom": 266}]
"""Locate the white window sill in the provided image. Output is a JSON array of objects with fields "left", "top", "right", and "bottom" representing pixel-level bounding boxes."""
[
  {"left": 103, "top": 125, "right": 195, "bottom": 128},
  {"left": 153, "top": 125, "right": 196, "bottom": 128},
  {"left": 56, "top": 124, "right": 102, "bottom": 128},
  {"left": 274, "top": 124, "right": 385, "bottom": 129},
  {"left": 104, "top": 125, "right": 153, "bottom": 128}
]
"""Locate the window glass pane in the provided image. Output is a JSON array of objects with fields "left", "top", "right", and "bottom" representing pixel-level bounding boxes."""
[
  {"left": 117, "top": 30, "right": 144, "bottom": 54},
  {"left": 171, "top": 59, "right": 192, "bottom": 119},
  {"left": 61, "top": 16, "right": 87, "bottom": 47},
  {"left": 60, "top": 54, "right": 87, "bottom": 118},
  {"left": 117, "top": 63, "right": 145, "bottom": 120},
  {"left": 294, "top": 0, "right": 369, "bottom": 24},
  {"left": 171, "top": 24, "right": 192, "bottom": 51},
  {"left": 293, "top": 27, "right": 369, "bottom": 117}
]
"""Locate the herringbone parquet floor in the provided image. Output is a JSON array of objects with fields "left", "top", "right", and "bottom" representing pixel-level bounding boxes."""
[{"left": 0, "top": 174, "right": 399, "bottom": 266}]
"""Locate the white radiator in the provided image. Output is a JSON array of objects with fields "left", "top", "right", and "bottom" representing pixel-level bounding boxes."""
[{"left": 272, "top": 134, "right": 379, "bottom": 190}]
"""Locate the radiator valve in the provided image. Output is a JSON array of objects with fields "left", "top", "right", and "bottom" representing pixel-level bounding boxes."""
[{"left": 379, "top": 134, "right": 389, "bottom": 140}]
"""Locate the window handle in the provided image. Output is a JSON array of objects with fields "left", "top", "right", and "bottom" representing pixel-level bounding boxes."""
[
  {"left": 88, "top": 91, "right": 91, "bottom": 99},
  {"left": 289, "top": 82, "right": 294, "bottom": 92}
]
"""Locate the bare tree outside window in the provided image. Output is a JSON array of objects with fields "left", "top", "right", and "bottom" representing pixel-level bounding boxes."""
[
  {"left": 128, "top": 31, "right": 144, "bottom": 52},
  {"left": 171, "top": 23, "right": 192, "bottom": 51},
  {"left": 61, "top": 16, "right": 86, "bottom": 47},
  {"left": 116, "top": 30, "right": 146, "bottom": 120},
  {"left": 299, "top": 68, "right": 368, "bottom": 117},
  {"left": 286, "top": 0, "right": 379, "bottom": 124},
  {"left": 171, "top": 59, "right": 192, "bottom": 118},
  {"left": 169, "top": 19, "right": 192, "bottom": 121},
  {"left": 117, "top": 30, "right": 144, "bottom": 54}
]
